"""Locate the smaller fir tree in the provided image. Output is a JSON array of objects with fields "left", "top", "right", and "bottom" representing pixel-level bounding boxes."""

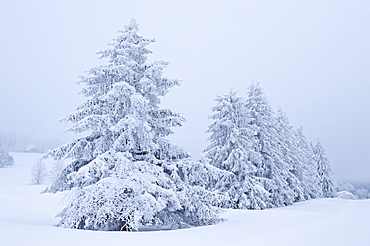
[
  {"left": 244, "top": 83, "right": 296, "bottom": 208},
  {"left": 275, "top": 109, "right": 306, "bottom": 202},
  {"left": 293, "top": 128, "right": 322, "bottom": 199},
  {"left": 0, "top": 143, "right": 14, "bottom": 168},
  {"left": 204, "top": 91, "right": 268, "bottom": 210},
  {"left": 313, "top": 140, "right": 336, "bottom": 198}
]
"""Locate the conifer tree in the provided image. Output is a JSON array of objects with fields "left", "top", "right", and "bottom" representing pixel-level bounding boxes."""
[
  {"left": 204, "top": 83, "right": 336, "bottom": 209},
  {"left": 204, "top": 91, "right": 268, "bottom": 209},
  {"left": 244, "top": 83, "right": 295, "bottom": 207},
  {"left": 205, "top": 91, "right": 251, "bottom": 171},
  {"left": 46, "top": 19, "right": 187, "bottom": 193},
  {"left": 313, "top": 140, "right": 336, "bottom": 198},
  {"left": 293, "top": 127, "right": 322, "bottom": 199},
  {"left": 0, "top": 143, "right": 14, "bottom": 168},
  {"left": 275, "top": 109, "right": 306, "bottom": 202},
  {"left": 47, "top": 19, "right": 220, "bottom": 231}
]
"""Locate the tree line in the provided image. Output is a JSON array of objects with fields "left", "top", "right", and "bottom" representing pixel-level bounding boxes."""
[{"left": 42, "top": 19, "right": 336, "bottom": 231}]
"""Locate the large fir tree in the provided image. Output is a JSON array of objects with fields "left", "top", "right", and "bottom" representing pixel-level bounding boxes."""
[
  {"left": 47, "top": 19, "right": 220, "bottom": 231},
  {"left": 46, "top": 19, "right": 188, "bottom": 193}
]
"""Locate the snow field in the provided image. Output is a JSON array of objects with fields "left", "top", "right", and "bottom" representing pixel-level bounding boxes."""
[{"left": 0, "top": 152, "right": 369, "bottom": 246}]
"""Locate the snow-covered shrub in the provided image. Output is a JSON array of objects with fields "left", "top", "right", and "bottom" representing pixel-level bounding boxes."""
[
  {"left": 44, "top": 159, "right": 88, "bottom": 193},
  {"left": 336, "top": 182, "right": 370, "bottom": 200},
  {"left": 48, "top": 159, "right": 66, "bottom": 184},
  {"left": 31, "top": 158, "right": 48, "bottom": 185},
  {"left": 0, "top": 144, "right": 14, "bottom": 168},
  {"left": 337, "top": 191, "right": 356, "bottom": 200}
]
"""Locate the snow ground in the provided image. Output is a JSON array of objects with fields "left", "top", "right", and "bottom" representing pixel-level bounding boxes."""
[{"left": 1, "top": 153, "right": 369, "bottom": 246}]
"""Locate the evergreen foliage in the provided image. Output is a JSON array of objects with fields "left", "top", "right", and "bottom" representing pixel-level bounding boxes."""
[
  {"left": 293, "top": 128, "right": 322, "bottom": 199},
  {"left": 0, "top": 143, "right": 14, "bottom": 168},
  {"left": 44, "top": 19, "right": 337, "bottom": 228},
  {"left": 46, "top": 19, "right": 220, "bottom": 231},
  {"left": 204, "top": 91, "right": 268, "bottom": 209},
  {"left": 57, "top": 152, "right": 221, "bottom": 231},
  {"left": 205, "top": 83, "right": 336, "bottom": 209},
  {"left": 275, "top": 110, "right": 306, "bottom": 202},
  {"left": 313, "top": 140, "right": 336, "bottom": 198},
  {"left": 244, "top": 83, "right": 296, "bottom": 207},
  {"left": 46, "top": 19, "right": 188, "bottom": 193}
]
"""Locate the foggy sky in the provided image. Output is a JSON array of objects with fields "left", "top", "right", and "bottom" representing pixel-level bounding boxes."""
[{"left": 1, "top": 0, "right": 369, "bottom": 182}]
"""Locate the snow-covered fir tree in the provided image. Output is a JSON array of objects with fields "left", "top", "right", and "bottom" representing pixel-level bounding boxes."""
[
  {"left": 313, "top": 140, "right": 336, "bottom": 198},
  {"left": 46, "top": 19, "right": 188, "bottom": 193},
  {"left": 205, "top": 91, "right": 251, "bottom": 171},
  {"left": 57, "top": 152, "right": 221, "bottom": 231},
  {"left": 205, "top": 83, "right": 337, "bottom": 209},
  {"left": 204, "top": 91, "right": 269, "bottom": 210},
  {"left": 275, "top": 109, "right": 306, "bottom": 202},
  {"left": 293, "top": 127, "right": 322, "bottom": 199},
  {"left": 46, "top": 19, "right": 220, "bottom": 231},
  {"left": 243, "top": 83, "right": 296, "bottom": 207},
  {"left": 0, "top": 143, "right": 14, "bottom": 168}
]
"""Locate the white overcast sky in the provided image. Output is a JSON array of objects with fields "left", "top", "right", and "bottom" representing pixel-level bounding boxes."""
[{"left": 0, "top": 0, "right": 369, "bottom": 182}]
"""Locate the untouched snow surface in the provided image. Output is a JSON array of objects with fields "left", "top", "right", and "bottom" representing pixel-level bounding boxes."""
[{"left": 1, "top": 153, "right": 369, "bottom": 246}]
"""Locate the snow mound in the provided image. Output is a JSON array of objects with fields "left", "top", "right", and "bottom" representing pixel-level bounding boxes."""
[{"left": 337, "top": 190, "right": 356, "bottom": 200}]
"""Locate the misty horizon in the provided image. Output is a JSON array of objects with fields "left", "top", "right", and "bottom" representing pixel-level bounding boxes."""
[{"left": 1, "top": 1, "right": 369, "bottom": 183}]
